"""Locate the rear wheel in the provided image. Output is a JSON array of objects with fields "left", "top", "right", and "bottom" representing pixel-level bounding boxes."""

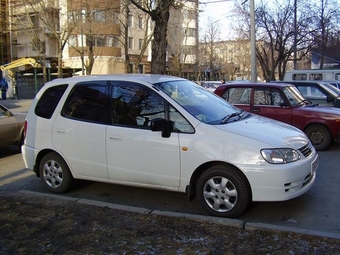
[
  {"left": 305, "top": 124, "right": 332, "bottom": 151},
  {"left": 196, "top": 165, "right": 251, "bottom": 218},
  {"left": 39, "top": 152, "right": 74, "bottom": 193}
]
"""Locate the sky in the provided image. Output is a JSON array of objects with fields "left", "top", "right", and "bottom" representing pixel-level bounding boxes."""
[{"left": 198, "top": 0, "right": 236, "bottom": 40}]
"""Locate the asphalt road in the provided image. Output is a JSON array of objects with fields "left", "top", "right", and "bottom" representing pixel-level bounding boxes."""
[{"left": 1, "top": 142, "right": 340, "bottom": 237}]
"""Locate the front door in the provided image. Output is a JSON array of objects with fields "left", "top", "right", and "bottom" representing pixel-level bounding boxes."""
[{"left": 106, "top": 81, "right": 181, "bottom": 188}]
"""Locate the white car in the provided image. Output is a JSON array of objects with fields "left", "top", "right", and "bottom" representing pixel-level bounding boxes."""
[
  {"left": 202, "top": 81, "right": 222, "bottom": 92},
  {"left": 22, "top": 74, "right": 318, "bottom": 218}
]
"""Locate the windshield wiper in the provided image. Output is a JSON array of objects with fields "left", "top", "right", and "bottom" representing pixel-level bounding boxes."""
[{"left": 221, "top": 110, "right": 245, "bottom": 124}]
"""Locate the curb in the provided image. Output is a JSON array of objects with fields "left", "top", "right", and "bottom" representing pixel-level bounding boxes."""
[{"left": 19, "top": 190, "right": 340, "bottom": 240}]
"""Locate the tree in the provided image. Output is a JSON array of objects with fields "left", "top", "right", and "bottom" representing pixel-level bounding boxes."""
[
  {"left": 232, "top": 0, "right": 317, "bottom": 81},
  {"left": 120, "top": 1, "right": 153, "bottom": 73},
  {"left": 199, "top": 18, "right": 222, "bottom": 80},
  {"left": 20, "top": 0, "right": 75, "bottom": 78},
  {"left": 10, "top": 0, "right": 73, "bottom": 79},
  {"left": 130, "top": 0, "right": 175, "bottom": 74},
  {"left": 312, "top": 0, "right": 340, "bottom": 69}
]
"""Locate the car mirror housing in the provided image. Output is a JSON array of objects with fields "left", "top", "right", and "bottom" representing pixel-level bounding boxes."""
[
  {"left": 150, "top": 118, "right": 173, "bottom": 138},
  {"left": 326, "top": 95, "right": 334, "bottom": 103}
]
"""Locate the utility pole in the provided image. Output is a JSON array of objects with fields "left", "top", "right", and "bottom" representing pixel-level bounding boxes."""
[
  {"left": 293, "top": 0, "right": 297, "bottom": 70},
  {"left": 250, "top": 0, "right": 257, "bottom": 82}
]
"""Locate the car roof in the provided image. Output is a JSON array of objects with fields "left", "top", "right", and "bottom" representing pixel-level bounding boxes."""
[
  {"left": 276, "top": 80, "right": 327, "bottom": 85},
  {"left": 45, "top": 74, "right": 186, "bottom": 86},
  {"left": 218, "top": 82, "right": 293, "bottom": 88}
]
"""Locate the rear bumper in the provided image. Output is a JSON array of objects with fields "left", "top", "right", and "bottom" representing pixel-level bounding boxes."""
[{"left": 21, "top": 144, "right": 38, "bottom": 175}]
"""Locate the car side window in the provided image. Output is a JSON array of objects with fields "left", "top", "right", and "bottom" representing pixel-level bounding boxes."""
[
  {"left": 111, "top": 82, "right": 165, "bottom": 128},
  {"left": 0, "top": 106, "right": 6, "bottom": 116},
  {"left": 222, "top": 87, "right": 251, "bottom": 104},
  {"left": 61, "top": 82, "right": 108, "bottom": 124},
  {"left": 35, "top": 85, "right": 68, "bottom": 119},
  {"left": 254, "top": 88, "right": 284, "bottom": 106},
  {"left": 296, "top": 85, "right": 326, "bottom": 98},
  {"left": 169, "top": 105, "right": 194, "bottom": 133}
]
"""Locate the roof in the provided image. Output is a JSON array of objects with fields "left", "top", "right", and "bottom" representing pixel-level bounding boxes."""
[
  {"left": 45, "top": 74, "right": 186, "bottom": 86},
  {"left": 219, "top": 82, "right": 293, "bottom": 88}
]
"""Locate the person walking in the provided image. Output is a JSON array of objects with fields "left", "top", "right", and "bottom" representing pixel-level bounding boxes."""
[{"left": 1, "top": 77, "right": 8, "bottom": 100}]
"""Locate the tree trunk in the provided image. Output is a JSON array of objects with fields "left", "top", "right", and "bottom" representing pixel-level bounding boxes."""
[{"left": 150, "top": 1, "right": 171, "bottom": 74}]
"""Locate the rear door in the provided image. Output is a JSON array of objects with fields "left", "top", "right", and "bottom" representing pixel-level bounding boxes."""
[
  {"left": 53, "top": 81, "right": 109, "bottom": 179},
  {"left": 219, "top": 86, "right": 252, "bottom": 112}
]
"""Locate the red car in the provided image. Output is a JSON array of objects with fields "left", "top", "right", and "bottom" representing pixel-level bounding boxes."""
[{"left": 214, "top": 82, "right": 340, "bottom": 151}]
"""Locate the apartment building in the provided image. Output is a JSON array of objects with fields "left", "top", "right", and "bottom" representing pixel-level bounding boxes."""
[
  {"left": 0, "top": 0, "right": 199, "bottom": 97},
  {"left": 0, "top": 0, "right": 10, "bottom": 65},
  {"left": 199, "top": 39, "right": 254, "bottom": 81}
]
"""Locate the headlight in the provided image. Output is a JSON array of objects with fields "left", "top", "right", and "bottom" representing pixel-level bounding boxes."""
[{"left": 261, "top": 148, "right": 301, "bottom": 164}]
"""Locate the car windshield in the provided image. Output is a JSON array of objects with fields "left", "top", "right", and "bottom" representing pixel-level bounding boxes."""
[
  {"left": 282, "top": 86, "right": 307, "bottom": 106},
  {"left": 321, "top": 82, "right": 340, "bottom": 95},
  {"left": 154, "top": 80, "right": 245, "bottom": 124}
]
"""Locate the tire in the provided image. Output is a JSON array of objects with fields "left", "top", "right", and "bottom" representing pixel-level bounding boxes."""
[
  {"left": 305, "top": 124, "right": 332, "bottom": 151},
  {"left": 196, "top": 165, "right": 251, "bottom": 218},
  {"left": 39, "top": 152, "right": 74, "bottom": 193}
]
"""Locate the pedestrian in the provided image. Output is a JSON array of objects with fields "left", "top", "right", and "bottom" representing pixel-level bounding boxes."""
[
  {"left": 1, "top": 78, "right": 8, "bottom": 100},
  {"left": 221, "top": 78, "right": 226, "bottom": 84}
]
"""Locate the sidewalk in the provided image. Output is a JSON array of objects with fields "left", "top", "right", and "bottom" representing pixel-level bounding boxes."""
[{"left": 0, "top": 98, "right": 33, "bottom": 112}]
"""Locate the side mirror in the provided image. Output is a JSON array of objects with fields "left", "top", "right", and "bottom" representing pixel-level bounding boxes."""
[
  {"left": 151, "top": 118, "right": 173, "bottom": 138},
  {"left": 326, "top": 95, "right": 334, "bottom": 103}
]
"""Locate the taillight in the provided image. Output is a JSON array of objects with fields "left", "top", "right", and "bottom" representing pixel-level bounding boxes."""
[{"left": 24, "top": 120, "right": 27, "bottom": 138}]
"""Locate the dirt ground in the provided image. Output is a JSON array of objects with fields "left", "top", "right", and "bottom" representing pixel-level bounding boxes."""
[{"left": 0, "top": 191, "right": 340, "bottom": 255}]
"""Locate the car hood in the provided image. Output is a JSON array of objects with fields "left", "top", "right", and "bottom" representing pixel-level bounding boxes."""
[
  {"left": 300, "top": 104, "right": 340, "bottom": 115},
  {"left": 214, "top": 114, "right": 309, "bottom": 149}
]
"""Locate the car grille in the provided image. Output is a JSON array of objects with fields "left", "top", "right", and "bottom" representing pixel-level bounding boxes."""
[{"left": 299, "top": 142, "right": 312, "bottom": 157}]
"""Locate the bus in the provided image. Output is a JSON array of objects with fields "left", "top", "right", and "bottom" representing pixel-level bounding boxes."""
[{"left": 283, "top": 69, "right": 340, "bottom": 82}]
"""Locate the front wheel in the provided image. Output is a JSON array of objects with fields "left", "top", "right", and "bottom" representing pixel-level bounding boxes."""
[
  {"left": 196, "top": 165, "right": 251, "bottom": 218},
  {"left": 305, "top": 124, "right": 332, "bottom": 151},
  {"left": 39, "top": 152, "right": 74, "bottom": 193}
]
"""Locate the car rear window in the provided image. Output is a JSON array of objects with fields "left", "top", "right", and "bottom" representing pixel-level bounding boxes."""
[{"left": 35, "top": 85, "right": 68, "bottom": 119}]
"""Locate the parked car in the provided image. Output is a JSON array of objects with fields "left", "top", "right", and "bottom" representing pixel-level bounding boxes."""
[
  {"left": 274, "top": 81, "right": 340, "bottom": 108},
  {"left": 201, "top": 81, "right": 222, "bottom": 92},
  {"left": 214, "top": 82, "right": 340, "bottom": 151},
  {"left": 0, "top": 103, "right": 26, "bottom": 150},
  {"left": 326, "top": 81, "right": 340, "bottom": 89},
  {"left": 22, "top": 75, "right": 318, "bottom": 218}
]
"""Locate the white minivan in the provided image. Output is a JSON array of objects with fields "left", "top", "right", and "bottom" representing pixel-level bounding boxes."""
[{"left": 22, "top": 74, "right": 318, "bottom": 218}]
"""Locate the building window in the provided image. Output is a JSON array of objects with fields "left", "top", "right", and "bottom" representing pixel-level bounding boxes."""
[
  {"left": 112, "top": 11, "right": 120, "bottom": 24},
  {"left": 183, "top": 45, "right": 195, "bottom": 55},
  {"left": 96, "top": 35, "right": 106, "bottom": 46},
  {"left": 138, "top": 64, "right": 143, "bottom": 73},
  {"left": 128, "top": 14, "right": 133, "bottom": 27},
  {"left": 68, "top": 35, "right": 77, "bottom": 47},
  {"left": 107, "top": 36, "right": 120, "bottom": 47},
  {"left": 139, "top": 39, "right": 143, "bottom": 50},
  {"left": 138, "top": 16, "right": 143, "bottom": 29},
  {"left": 30, "top": 15, "right": 39, "bottom": 29},
  {"left": 93, "top": 10, "right": 105, "bottom": 22},
  {"left": 128, "top": 37, "right": 133, "bottom": 49},
  {"left": 185, "top": 28, "right": 196, "bottom": 37}
]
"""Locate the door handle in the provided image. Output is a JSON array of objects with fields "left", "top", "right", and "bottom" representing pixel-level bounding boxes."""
[{"left": 250, "top": 107, "right": 260, "bottom": 112}]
